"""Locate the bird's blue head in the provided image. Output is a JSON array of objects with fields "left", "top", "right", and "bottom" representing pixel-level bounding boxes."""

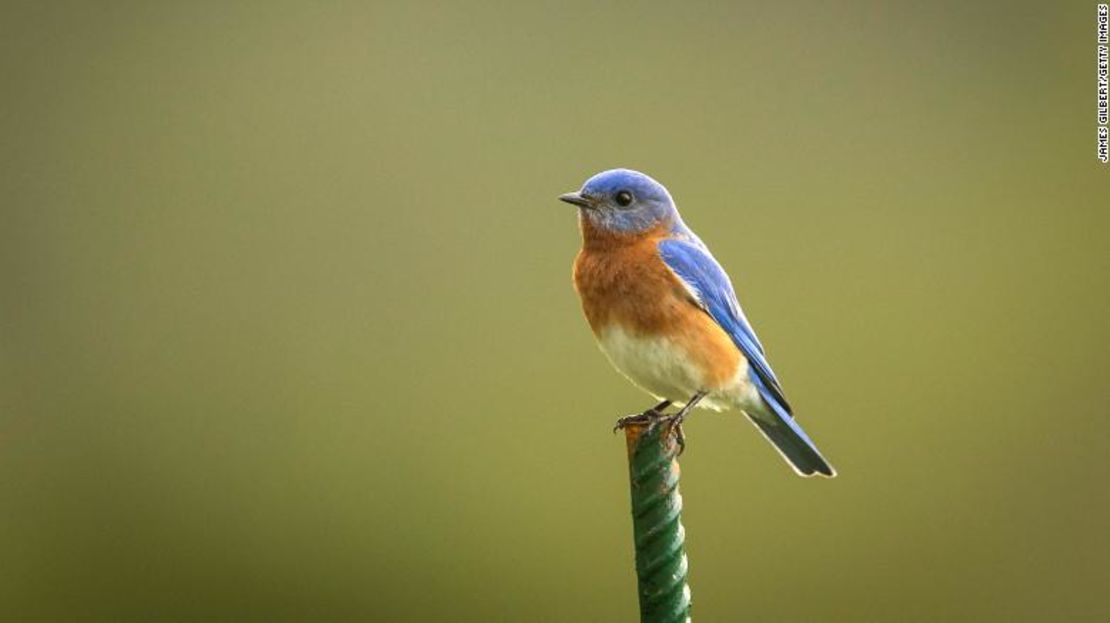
[{"left": 559, "top": 169, "right": 679, "bottom": 234}]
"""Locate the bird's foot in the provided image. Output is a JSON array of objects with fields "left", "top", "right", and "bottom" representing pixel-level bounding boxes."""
[
  {"left": 661, "top": 414, "right": 687, "bottom": 455},
  {"left": 612, "top": 410, "right": 664, "bottom": 433},
  {"left": 661, "top": 391, "right": 708, "bottom": 455},
  {"left": 613, "top": 410, "right": 687, "bottom": 454},
  {"left": 613, "top": 400, "right": 672, "bottom": 433}
]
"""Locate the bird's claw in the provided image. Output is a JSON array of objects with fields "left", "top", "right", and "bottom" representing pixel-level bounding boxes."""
[
  {"left": 614, "top": 411, "right": 687, "bottom": 454},
  {"left": 613, "top": 408, "right": 666, "bottom": 433},
  {"left": 656, "top": 414, "right": 686, "bottom": 455}
]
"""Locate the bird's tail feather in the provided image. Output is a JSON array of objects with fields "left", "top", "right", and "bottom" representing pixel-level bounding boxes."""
[{"left": 747, "top": 402, "right": 836, "bottom": 478}]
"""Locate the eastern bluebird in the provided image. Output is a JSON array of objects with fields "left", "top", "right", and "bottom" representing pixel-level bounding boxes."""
[{"left": 560, "top": 169, "right": 835, "bottom": 477}]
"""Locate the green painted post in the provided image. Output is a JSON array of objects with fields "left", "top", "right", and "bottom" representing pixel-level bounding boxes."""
[{"left": 623, "top": 421, "right": 692, "bottom": 623}]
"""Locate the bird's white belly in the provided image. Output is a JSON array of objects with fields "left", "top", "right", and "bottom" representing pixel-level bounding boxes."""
[{"left": 596, "top": 324, "right": 756, "bottom": 411}]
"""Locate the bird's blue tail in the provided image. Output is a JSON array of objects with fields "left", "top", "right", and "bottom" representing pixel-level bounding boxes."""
[
  {"left": 747, "top": 377, "right": 835, "bottom": 477},
  {"left": 747, "top": 411, "right": 836, "bottom": 477}
]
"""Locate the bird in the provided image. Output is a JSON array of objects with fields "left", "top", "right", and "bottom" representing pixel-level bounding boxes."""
[{"left": 559, "top": 168, "right": 835, "bottom": 477}]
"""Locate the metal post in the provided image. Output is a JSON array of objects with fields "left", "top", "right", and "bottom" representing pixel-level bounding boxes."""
[{"left": 624, "top": 421, "right": 692, "bottom": 623}]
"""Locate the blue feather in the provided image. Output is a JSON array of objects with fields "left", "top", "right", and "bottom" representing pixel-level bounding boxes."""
[{"left": 657, "top": 237, "right": 790, "bottom": 411}]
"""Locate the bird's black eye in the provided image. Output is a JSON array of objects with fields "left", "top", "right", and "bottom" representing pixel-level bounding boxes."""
[{"left": 615, "top": 190, "right": 633, "bottom": 207}]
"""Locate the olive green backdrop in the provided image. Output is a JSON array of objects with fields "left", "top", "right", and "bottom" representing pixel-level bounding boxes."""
[{"left": 2, "top": 1, "right": 1107, "bottom": 621}]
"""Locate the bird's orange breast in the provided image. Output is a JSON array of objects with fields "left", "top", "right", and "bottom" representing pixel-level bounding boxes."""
[{"left": 572, "top": 218, "right": 742, "bottom": 389}]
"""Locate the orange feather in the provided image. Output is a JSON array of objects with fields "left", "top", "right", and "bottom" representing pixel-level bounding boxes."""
[{"left": 572, "top": 217, "right": 741, "bottom": 389}]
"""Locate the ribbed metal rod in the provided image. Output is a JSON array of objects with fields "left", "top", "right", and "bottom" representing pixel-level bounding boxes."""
[{"left": 624, "top": 421, "right": 692, "bottom": 623}]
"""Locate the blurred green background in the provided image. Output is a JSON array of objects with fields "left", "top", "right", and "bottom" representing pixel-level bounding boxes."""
[{"left": 2, "top": 1, "right": 1107, "bottom": 621}]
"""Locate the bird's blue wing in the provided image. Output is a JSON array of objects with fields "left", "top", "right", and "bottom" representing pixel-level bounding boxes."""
[
  {"left": 659, "top": 237, "right": 835, "bottom": 477},
  {"left": 657, "top": 237, "right": 792, "bottom": 414}
]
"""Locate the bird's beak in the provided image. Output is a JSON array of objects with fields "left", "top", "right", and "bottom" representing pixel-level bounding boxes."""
[{"left": 558, "top": 191, "right": 594, "bottom": 209}]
